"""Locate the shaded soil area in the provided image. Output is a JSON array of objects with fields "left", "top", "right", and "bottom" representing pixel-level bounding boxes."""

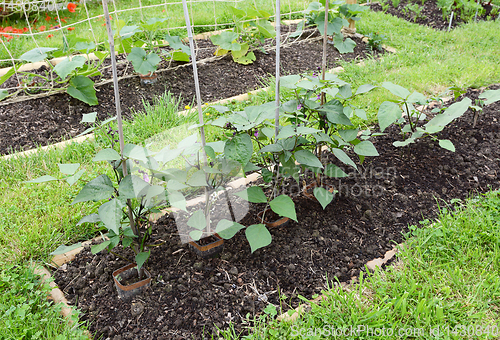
[
  {"left": 53, "top": 85, "right": 500, "bottom": 339},
  {"left": 0, "top": 29, "right": 375, "bottom": 156},
  {"left": 369, "top": 0, "right": 499, "bottom": 30}
]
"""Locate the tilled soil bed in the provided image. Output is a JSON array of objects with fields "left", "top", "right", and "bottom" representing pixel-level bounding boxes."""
[
  {"left": 0, "top": 29, "right": 377, "bottom": 156},
  {"left": 53, "top": 85, "right": 500, "bottom": 340},
  {"left": 369, "top": 0, "right": 499, "bottom": 30}
]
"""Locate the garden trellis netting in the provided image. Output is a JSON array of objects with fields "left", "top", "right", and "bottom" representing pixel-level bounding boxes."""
[{"left": 0, "top": 0, "right": 314, "bottom": 106}]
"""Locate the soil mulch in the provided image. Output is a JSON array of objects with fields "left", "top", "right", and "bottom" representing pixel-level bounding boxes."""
[
  {"left": 0, "top": 30, "right": 376, "bottom": 156},
  {"left": 53, "top": 85, "right": 500, "bottom": 339},
  {"left": 369, "top": 0, "right": 499, "bottom": 30}
]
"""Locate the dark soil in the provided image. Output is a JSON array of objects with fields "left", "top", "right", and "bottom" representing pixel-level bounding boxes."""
[
  {"left": 53, "top": 85, "right": 500, "bottom": 339},
  {"left": 369, "top": 0, "right": 499, "bottom": 30},
  {"left": 0, "top": 29, "right": 376, "bottom": 156}
]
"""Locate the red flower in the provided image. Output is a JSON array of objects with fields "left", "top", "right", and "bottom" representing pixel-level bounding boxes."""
[
  {"left": 47, "top": 34, "right": 54, "bottom": 38},
  {"left": 67, "top": 27, "right": 75, "bottom": 31},
  {"left": 39, "top": 25, "right": 46, "bottom": 31},
  {"left": 45, "top": 16, "right": 51, "bottom": 21},
  {"left": 23, "top": 27, "right": 28, "bottom": 32},
  {"left": 61, "top": 18, "right": 67, "bottom": 23},
  {"left": 4, "top": 26, "right": 12, "bottom": 33},
  {"left": 67, "top": 3, "right": 77, "bottom": 12}
]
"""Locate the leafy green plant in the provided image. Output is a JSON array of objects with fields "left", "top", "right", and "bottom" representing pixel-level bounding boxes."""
[
  {"left": 380, "top": 0, "right": 391, "bottom": 12},
  {"left": 202, "top": 73, "right": 379, "bottom": 214},
  {"left": 0, "top": 36, "right": 105, "bottom": 105},
  {"left": 116, "top": 18, "right": 191, "bottom": 75},
  {"left": 437, "top": 0, "right": 455, "bottom": 20},
  {"left": 26, "top": 114, "right": 167, "bottom": 275},
  {"left": 391, "top": 0, "right": 401, "bottom": 8},
  {"left": 475, "top": 87, "right": 500, "bottom": 126},
  {"left": 278, "top": 72, "right": 379, "bottom": 205},
  {"left": 366, "top": 32, "right": 387, "bottom": 52},
  {"left": 292, "top": 0, "right": 367, "bottom": 54},
  {"left": 210, "top": 6, "right": 276, "bottom": 64},
  {"left": 437, "top": 0, "right": 485, "bottom": 22},
  {"left": 377, "top": 82, "right": 473, "bottom": 151},
  {"left": 402, "top": 3, "right": 425, "bottom": 22}
]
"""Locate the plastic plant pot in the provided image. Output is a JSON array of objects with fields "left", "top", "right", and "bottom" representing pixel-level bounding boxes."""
[
  {"left": 303, "top": 181, "right": 336, "bottom": 202},
  {"left": 139, "top": 72, "right": 158, "bottom": 85},
  {"left": 257, "top": 208, "right": 290, "bottom": 229},
  {"left": 188, "top": 233, "right": 224, "bottom": 259},
  {"left": 112, "top": 263, "right": 151, "bottom": 301}
]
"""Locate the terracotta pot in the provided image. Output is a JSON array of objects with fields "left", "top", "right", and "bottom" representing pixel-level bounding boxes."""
[
  {"left": 303, "top": 181, "right": 336, "bottom": 201},
  {"left": 257, "top": 208, "right": 290, "bottom": 229},
  {"left": 112, "top": 263, "right": 151, "bottom": 301},
  {"left": 139, "top": 72, "right": 158, "bottom": 85},
  {"left": 188, "top": 233, "right": 224, "bottom": 259}
]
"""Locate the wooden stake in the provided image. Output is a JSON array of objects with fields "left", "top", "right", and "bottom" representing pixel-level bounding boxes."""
[{"left": 346, "top": 0, "right": 357, "bottom": 30}]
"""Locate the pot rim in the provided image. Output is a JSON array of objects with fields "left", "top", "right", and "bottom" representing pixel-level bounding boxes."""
[
  {"left": 112, "top": 263, "right": 151, "bottom": 292},
  {"left": 188, "top": 233, "right": 224, "bottom": 252},
  {"left": 257, "top": 208, "right": 290, "bottom": 228}
]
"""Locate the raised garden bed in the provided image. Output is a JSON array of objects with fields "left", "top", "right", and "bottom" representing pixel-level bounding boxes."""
[
  {"left": 0, "top": 30, "right": 379, "bottom": 156},
  {"left": 52, "top": 85, "right": 500, "bottom": 339},
  {"left": 369, "top": 0, "right": 499, "bottom": 30}
]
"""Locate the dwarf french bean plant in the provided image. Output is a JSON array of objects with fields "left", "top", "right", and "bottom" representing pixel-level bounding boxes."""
[
  {"left": 26, "top": 114, "right": 171, "bottom": 275},
  {"left": 116, "top": 18, "right": 191, "bottom": 75},
  {"left": 292, "top": 0, "right": 367, "bottom": 54},
  {"left": 278, "top": 72, "right": 380, "bottom": 207},
  {"left": 377, "top": 82, "right": 474, "bottom": 152},
  {"left": 210, "top": 6, "right": 276, "bottom": 64},
  {"left": 202, "top": 73, "right": 379, "bottom": 215}
]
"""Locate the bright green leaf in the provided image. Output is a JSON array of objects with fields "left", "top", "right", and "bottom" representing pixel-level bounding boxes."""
[
  {"left": 215, "top": 220, "right": 245, "bottom": 239},
  {"left": 269, "top": 195, "right": 297, "bottom": 221},
  {"left": 187, "top": 210, "right": 206, "bottom": 231},
  {"left": 382, "top": 82, "right": 411, "bottom": 99},
  {"left": 25, "top": 175, "right": 58, "bottom": 183},
  {"left": 98, "top": 198, "right": 124, "bottom": 235},
  {"left": 20, "top": 47, "right": 58, "bottom": 62},
  {"left": 119, "top": 174, "right": 150, "bottom": 199},
  {"left": 224, "top": 133, "right": 253, "bottom": 166},
  {"left": 378, "top": 101, "right": 402, "bottom": 132},
  {"left": 67, "top": 75, "right": 98, "bottom": 106},
  {"left": 58, "top": 163, "right": 79, "bottom": 176},
  {"left": 295, "top": 150, "right": 323, "bottom": 169},
  {"left": 245, "top": 224, "right": 272, "bottom": 253},
  {"left": 54, "top": 56, "right": 86, "bottom": 80},
  {"left": 353, "top": 141, "right": 379, "bottom": 157},
  {"left": 324, "top": 164, "right": 348, "bottom": 178},
  {"left": 72, "top": 174, "right": 114, "bottom": 204},
  {"left": 136, "top": 251, "right": 150, "bottom": 272},
  {"left": 234, "top": 186, "right": 267, "bottom": 203},
  {"left": 50, "top": 243, "right": 82, "bottom": 255},
  {"left": 438, "top": 139, "right": 455, "bottom": 152},
  {"left": 331, "top": 148, "right": 357, "bottom": 170},
  {"left": 91, "top": 240, "right": 111, "bottom": 254},
  {"left": 313, "top": 187, "right": 334, "bottom": 209}
]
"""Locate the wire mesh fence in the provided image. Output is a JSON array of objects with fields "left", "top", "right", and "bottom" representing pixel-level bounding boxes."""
[{"left": 0, "top": 0, "right": 314, "bottom": 106}]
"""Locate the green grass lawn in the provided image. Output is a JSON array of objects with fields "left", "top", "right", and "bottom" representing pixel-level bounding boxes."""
[{"left": 0, "top": 5, "right": 499, "bottom": 339}]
